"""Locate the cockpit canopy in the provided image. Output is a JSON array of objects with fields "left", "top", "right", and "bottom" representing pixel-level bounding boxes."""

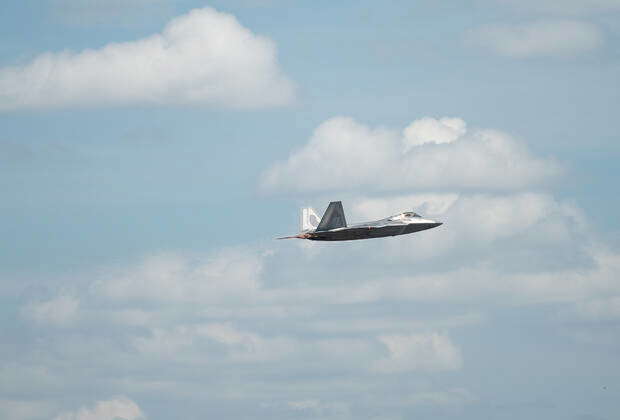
[{"left": 388, "top": 211, "right": 421, "bottom": 221}]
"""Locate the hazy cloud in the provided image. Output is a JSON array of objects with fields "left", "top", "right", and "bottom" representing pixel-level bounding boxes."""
[
  {"left": 406, "top": 388, "right": 478, "bottom": 406},
  {"left": 94, "top": 249, "right": 264, "bottom": 303},
  {"left": 131, "top": 323, "right": 297, "bottom": 363},
  {"left": 286, "top": 399, "right": 351, "bottom": 419},
  {"left": 53, "top": 397, "right": 145, "bottom": 420},
  {"left": 575, "top": 296, "right": 620, "bottom": 320},
  {"left": 466, "top": 20, "right": 603, "bottom": 58},
  {"left": 374, "top": 333, "right": 462, "bottom": 373},
  {"left": 0, "top": 7, "right": 294, "bottom": 111},
  {"left": 0, "top": 399, "right": 55, "bottom": 420},
  {"left": 22, "top": 295, "right": 80, "bottom": 327}
]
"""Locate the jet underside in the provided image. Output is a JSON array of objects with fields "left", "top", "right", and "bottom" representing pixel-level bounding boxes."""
[{"left": 307, "top": 220, "right": 441, "bottom": 241}]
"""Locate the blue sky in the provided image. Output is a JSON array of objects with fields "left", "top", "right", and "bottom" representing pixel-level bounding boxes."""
[{"left": 1, "top": 1, "right": 619, "bottom": 420}]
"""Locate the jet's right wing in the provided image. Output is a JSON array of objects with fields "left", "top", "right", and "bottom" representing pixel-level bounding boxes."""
[{"left": 316, "top": 201, "right": 347, "bottom": 231}]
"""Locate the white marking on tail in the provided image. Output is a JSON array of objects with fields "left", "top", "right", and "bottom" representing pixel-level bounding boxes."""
[{"left": 300, "top": 207, "right": 320, "bottom": 232}]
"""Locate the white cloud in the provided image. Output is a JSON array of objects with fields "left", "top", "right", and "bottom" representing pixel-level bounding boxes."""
[
  {"left": 54, "top": 397, "right": 145, "bottom": 420},
  {"left": 466, "top": 20, "right": 603, "bottom": 58},
  {"left": 374, "top": 333, "right": 462, "bottom": 373},
  {"left": 22, "top": 295, "right": 79, "bottom": 327},
  {"left": 260, "top": 116, "right": 559, "bottom": 193},
  {"left": 0, "top": 7, "right": 294, "bottom": 111},
  {"left": 403, "top": 117, "right": 467, "bottom": 150}
]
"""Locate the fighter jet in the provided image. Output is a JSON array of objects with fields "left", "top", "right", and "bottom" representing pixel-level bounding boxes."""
[{"left": 279, "top": 201, "right": 442, "bottom": 241}]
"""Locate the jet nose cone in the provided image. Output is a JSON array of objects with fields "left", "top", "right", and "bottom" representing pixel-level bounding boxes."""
[{"left": 432, "top": 221, "right": 443, "bottom": 228}]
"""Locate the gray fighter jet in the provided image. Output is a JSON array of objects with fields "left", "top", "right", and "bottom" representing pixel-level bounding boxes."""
[{"left": 279, "top": 201, "right": 442, "bottom": 241}]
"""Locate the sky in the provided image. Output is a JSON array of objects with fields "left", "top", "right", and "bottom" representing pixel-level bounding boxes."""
[{"left": 1, "top": 1, "right": 619, "bottom": 419}]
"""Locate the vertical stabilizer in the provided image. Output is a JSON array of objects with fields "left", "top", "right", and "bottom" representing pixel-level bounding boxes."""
[
  {"left": 316, "top": 201, "right": 347, "bottom": 231},
  {"left": 300, "top": 207, "right": 321, "bottom": 232}
]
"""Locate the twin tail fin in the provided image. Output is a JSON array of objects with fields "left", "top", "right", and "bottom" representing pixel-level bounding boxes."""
[{"left": 316, "top": 201, "right": 347, "bottom": 231}]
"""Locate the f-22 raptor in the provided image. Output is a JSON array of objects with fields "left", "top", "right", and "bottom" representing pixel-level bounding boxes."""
[{"left": 279, "top": 201, "right": 442, "bottom": 241}]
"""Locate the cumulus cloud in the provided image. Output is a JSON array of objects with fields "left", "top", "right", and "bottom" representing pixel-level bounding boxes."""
[
  {"left": 260, "top": 116, "right": 559, "bottom": 193},
  {"left": 373, "top": 333, "right": 462, "bottom": 373},
  {"left": 403, "top": 117, "right": 467, "bottom": 150},
  {"left": 0, "top": 7, "right": 294, "bottom": 111},
  {"left": 466, "top": 20, "right": 603, "bottom": 58},
  {"left": 54, "top": 397, "right": 145, "bottom": 420},
  {"left": 22, "top": 295, "right": 79, "bottom": 327}
]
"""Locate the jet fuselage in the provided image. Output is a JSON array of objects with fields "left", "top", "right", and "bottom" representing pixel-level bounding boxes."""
[
  {"left": 279, "top": 202, "right": 443, "bottom": 241},
  {"left": 305, "top": 214, "right": 442, "bottom": 241}
]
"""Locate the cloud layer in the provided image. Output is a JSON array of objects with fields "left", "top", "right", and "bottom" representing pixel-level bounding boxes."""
[
  {"left": 8, "top": 190, "right": 620, "bottom": 419},
  {"left": 466, "top": 20, "right": 603, "bottom": 58},
  {"left": 10, "top": 111, "right": 612, "bottom": 418},
  {"left": 0, "top": 7, "right": 294, "bottom": 111},
  {"left": 260, "top": 117, "right": 559, "bottom": 193}
]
